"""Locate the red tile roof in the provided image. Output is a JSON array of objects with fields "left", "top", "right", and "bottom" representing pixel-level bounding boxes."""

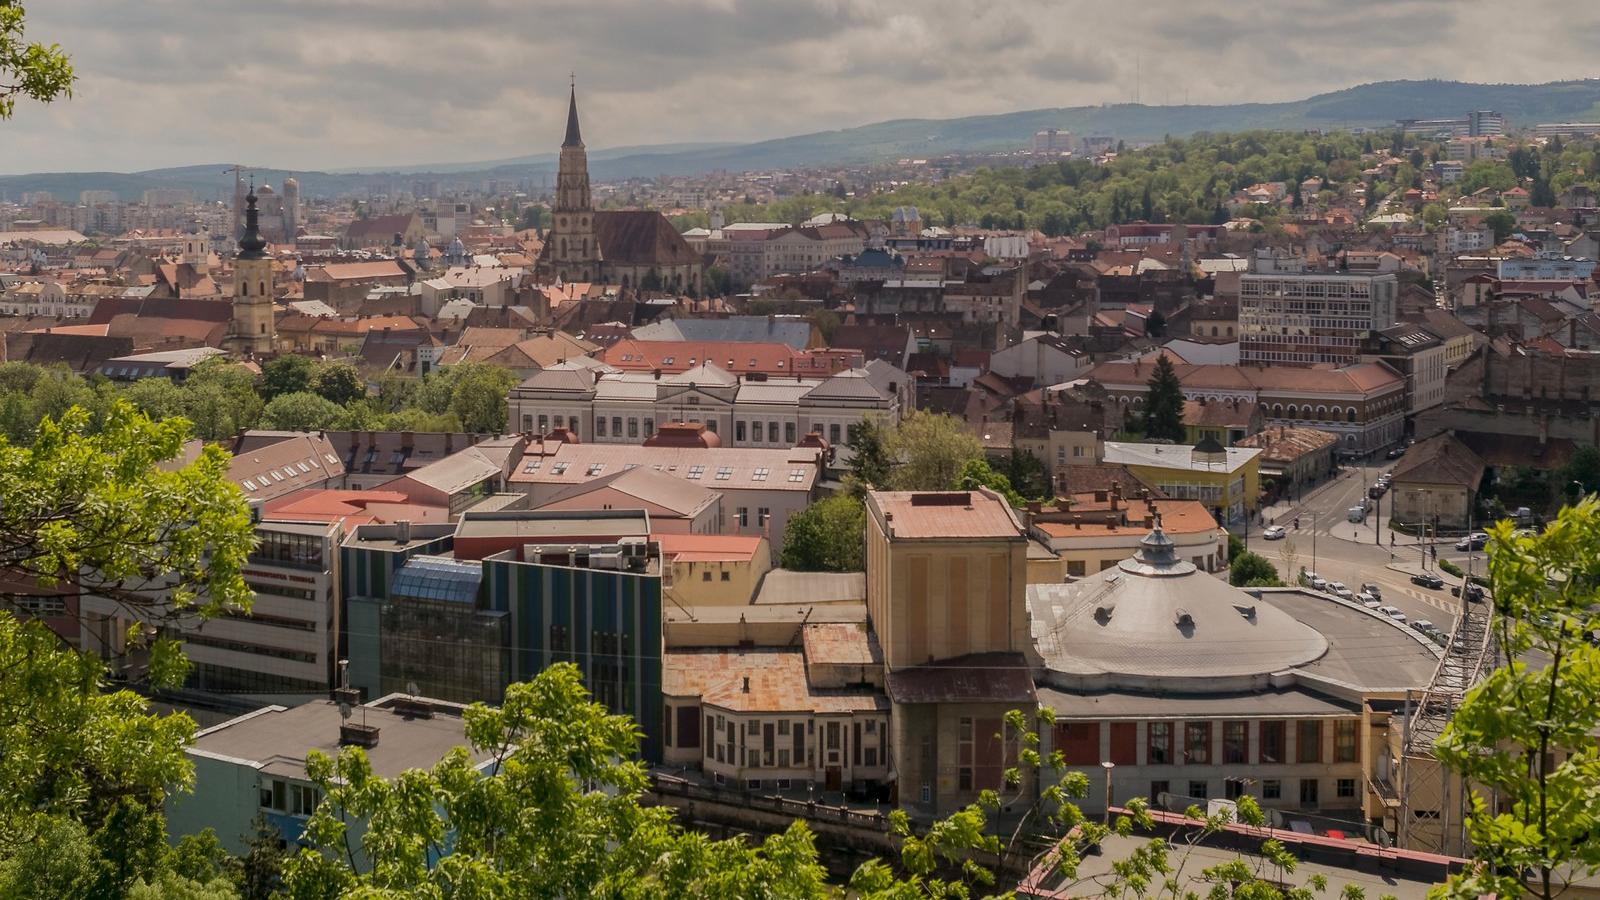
[{"left": 868, "top": 489, "right": 1023, "bottom": 541}]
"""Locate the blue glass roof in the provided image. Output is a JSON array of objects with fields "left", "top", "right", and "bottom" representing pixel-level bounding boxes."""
[{"left": 391, "top": 556, "right": 482, "bottom": 605}]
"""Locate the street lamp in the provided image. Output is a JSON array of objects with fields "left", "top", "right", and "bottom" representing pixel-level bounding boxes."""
[{"left": 1101, "top": 761, "right": 1116, "bottom": 824}]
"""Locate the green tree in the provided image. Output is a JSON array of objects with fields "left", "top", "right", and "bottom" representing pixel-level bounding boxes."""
[
  {"left": 884, "top": 411, "right": 984, "bottom": 491},
  {"left": 0, "top": 0, "right": 75, "bottom": 119},
  {"left": 1435, "top": 501, "right": 1600, "bottom": 900},
  {"left": 846, "top": 418, "right": 893, "bottom": 490},
  {"left": 1561, "top": 444, "right": 1600, "bottom": 496},
  {"left": 1144, "top": 308, "right": 1166, "bottom": 338},
  {"left": 955, "top": 457, "right": 1025, "bottom": 506},
  {"left": 260, "top": 391, "right": 344, "bottom": 432},
  {"left": 124, "top": 377, "right": 190, "bottom": 422},
  {"left": 257, "top": 354, "right": 315, "bottom": 402},
  {"left": 310, "top": 361, "right": 366, "bottom": 406},
  {"left": 779, "top": 494, "right": 865, "bottom": 572},
  {"left": 448, "top": 363, "right": 518, "bottom": 433},
  {"left": 1228, "top": 550, "right": 1283, "bottom": 587},
  {"left": 181, "top": 358, "right": 264, "bottom": 441},
  {"left": 1142, "top": 355, "right": 1186, "bottom": 442},
  {"left": 0, "top": 400, "right": 254, "bottom": 623},
  {"left": 1484, "top": 209, "right": 1516, "bottom": 243}
]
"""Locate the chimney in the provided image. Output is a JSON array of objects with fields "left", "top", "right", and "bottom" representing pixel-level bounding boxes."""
[{"left": 395, "top": 520, "right": 411, "bottom": 543}]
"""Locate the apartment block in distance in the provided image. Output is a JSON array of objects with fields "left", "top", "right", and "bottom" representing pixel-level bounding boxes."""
[{"left": 1239, "top": 251, "right": 1398, "bottom": 366}]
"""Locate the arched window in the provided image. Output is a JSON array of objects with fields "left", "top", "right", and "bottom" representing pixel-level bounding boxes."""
[
  {"left": 1346, "top": 408, "right": 1356, "bottom": 423},
  {"left": 259, "top": 281, "right": 266, "bottom": 297},
  {"left": 1211, "top": 326, "right": 1218, "bottom": 337},
  {"left": 1286, "top": 405, "right": 1298, "bottom": 419},
  {"left": 560, "top": 238, "right": 567, "bottom": 255},
  {"left": 1316, "top": 405, "right": 1327, "bottom": 420},
  {"left": 1272, "top": 404, "right": 1283, "bottom": 417}
]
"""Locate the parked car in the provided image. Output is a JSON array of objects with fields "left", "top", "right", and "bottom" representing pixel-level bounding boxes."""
[
  {"left": 1378, "top": 606, "right": 1408, "bottom": 623},
  {"left": 1455, "top": 532, "right": 1488, "bottom": 551},
  {"left": 1463, "top": 584, "right": 1485, "bottom": 602},
  {"left": 1359, "top": 596, "right": 1382, "bottom": 610},
  {"left": 1347, "top": 506, "right": 1367, "bottom": 523},
  {"left": 1262, "top": 525, "right": 1287, "bottom": 540},
  {"left": 1386, "top": 447, "right": 1406, "bottom": 459},
  {"left": 1368, "top": 485, "right": 1385, "bottom": 500},
  {"left": 1360, "top": 582, "right": 1381, "bottom": 599},
  {"left": 1307, "top": 573, "right": 1327, "bottom": 590},
  {"left": 1411, "top": 572, "right": 1444, "bottom": 589},
  {"left": 1329, "top": 582, "right": 1354, "bottom": 600},
  {"left": 1411, "top": 620, "right": 1435, "bottom": 634}
]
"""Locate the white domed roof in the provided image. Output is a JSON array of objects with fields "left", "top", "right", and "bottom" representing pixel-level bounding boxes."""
[{"left": 1030, "top": 528, "right": 1327, "bottom": 684}]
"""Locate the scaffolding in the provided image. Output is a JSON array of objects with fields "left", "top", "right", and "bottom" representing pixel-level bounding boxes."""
[{"left": 1397, "top": 589, "right": 1496, "bottom": 854}]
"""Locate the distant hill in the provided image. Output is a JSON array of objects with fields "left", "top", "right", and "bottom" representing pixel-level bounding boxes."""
[{"left": 6, "top": 79, "right": 1600, "bottom": 202}]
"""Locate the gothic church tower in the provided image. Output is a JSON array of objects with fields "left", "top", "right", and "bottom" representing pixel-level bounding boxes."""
[
  {"left": 548, "top": 81, "right": 597, "bottom": 282},
  {"left": 227, "top": 186, "right": 276, "bottom": 357}
]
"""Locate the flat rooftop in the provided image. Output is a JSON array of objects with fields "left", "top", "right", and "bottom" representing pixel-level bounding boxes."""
[
  {"left": 1262, "top": 589, "right": 1441, "bottom": 691},
  {"left": 189, "top": 696, "right": 492, "bottom": 781},
  {"left": 455, "top": 509, "right": 651, "bottom": 540}
]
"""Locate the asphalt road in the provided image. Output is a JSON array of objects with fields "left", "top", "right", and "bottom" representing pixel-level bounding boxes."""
[{"left": 1246, "top": 456, "right": 1488, "bottom": 631}]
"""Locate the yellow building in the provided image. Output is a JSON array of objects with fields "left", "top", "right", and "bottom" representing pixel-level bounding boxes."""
[
  {"left": 1101, "top": 439, "right": 1262, "bottom": 529},
  {"left": 864, "top": 488, "right": 1037, "bottom": 816}
]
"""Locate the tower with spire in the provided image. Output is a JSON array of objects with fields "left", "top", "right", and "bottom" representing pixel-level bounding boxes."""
[
  {"left": 547, "top": 77, "right": 597, "bottom": 282},
  {"left": 227, "top": 183, "right": 277, "bottom": 358}
]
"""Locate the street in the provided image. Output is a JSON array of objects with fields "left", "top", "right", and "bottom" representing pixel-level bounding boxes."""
[{"left": 1246, "top": 456, "right": 1487, "bottom": 630}]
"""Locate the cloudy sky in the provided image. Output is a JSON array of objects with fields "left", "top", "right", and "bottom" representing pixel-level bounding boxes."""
[{"left": 3, "top": 0, "right": 1596, "bottom": 175}]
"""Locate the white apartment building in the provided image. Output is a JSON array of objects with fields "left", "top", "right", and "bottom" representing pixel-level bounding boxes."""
[{"left": 1240, "top": 255, "right": 1398, "bottom": 366}]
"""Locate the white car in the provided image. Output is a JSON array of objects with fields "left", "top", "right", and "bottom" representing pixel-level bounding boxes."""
[
  {"left": 1308, "top": 575, "right": 1328, "bottom": 590},
  {"left": 1378, "top": 605, "right": 1408, "bottom": 624},
  {"left": 1356, "top": 593, "right": 1380, "bottom": 608},
  {"left": 1411, "top": 620, "right": 1435, "bottom": 633},
  {"left": 1328, "top": 582, "right": 1354, "bottom": 599},
  {"left": 1262, "top": 525, "right": 1287, "bottom": 540}
]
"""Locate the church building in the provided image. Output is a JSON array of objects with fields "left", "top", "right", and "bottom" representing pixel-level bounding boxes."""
[
  {"left": 538, "top": 84, "right": 704, "bottom": 294},
  {"left": 225, "top": 186, "right": 277, "bottom": 358}
]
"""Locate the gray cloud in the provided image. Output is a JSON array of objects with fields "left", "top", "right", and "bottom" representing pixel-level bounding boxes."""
[{"left": 2, "top": 0, "right": 1595, "bottom": 174}]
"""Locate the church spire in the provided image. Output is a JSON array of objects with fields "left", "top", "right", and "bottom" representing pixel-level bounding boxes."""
[
  {"left": 238, "top": 179, "right": 267, "bottom": 260},
  {"left": 563, "top": 77, "right": 583, "bottom": 148}
]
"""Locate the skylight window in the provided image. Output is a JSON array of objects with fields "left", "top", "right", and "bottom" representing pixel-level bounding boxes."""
[
  {"left": 686, "top": 465, "right": 705, "bottom": 480},
  {"left": 715, "top": 466, "right": 733, "bottom": 480},
  {"left": 787, "top": 469, "right": 807, "bottom": 482},
  {"left": 752, "top": 467, "right": 769, "bottom": 481}
]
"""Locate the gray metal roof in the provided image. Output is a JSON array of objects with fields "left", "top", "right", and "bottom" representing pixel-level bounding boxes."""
[{"left": 632, "top": 315, "right": 814, "bottom": 350}]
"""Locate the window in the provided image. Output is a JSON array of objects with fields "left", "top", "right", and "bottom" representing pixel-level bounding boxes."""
[
  {"left": 736, "top": 421, "right": 747, "bottom": 442},
  {"left": 829, "top": 423, "right": 841, "bottom": 444},
  {"left": 551, "top": 462, "right": 570, "bottom": 475},
  {"left": 701, "top": 571, "right": 712, "bottom": 582},
  {"left": 1147, "top": 722, "right": 1172, "bottom": 765},
  {"left": 788, "top": 469, "right": 808, "bottom": 483},
  {"left": 1336, "top": 778, "right": 1356, "bottom": 799},
  {"left": 752, "top": 421, "right": 764, "bottom": 442},
  {"left": 586, "top": 463, "right": 605, "bottom": 476},
  {"left": 1299, "top": 778, "right": 1319, "bottom": 806},
  {"left": 686, "top": 465, "right": 705, "bottom": 480},
  {"left": 1149, "top": 780, "right": 1170, "bottom": 803},
  {"left": 958, "top": 717, "right": 974, "bottom": 791},
  {"left": 1188, "top": 780, "right": 1209, "bottom": 800},
  {"left": 1067, "top": 560, "right": 1086, "bottom": 577},
  {"left": 720, "top": 571, "right": 731, "bottom": 582},
  {"left": 748, "top": 719, "right": 761, "bottom": 735},
  {"left": 628, "top": 418, "right": 639, "bottom": 438},
  {"left": 1297, "top": 721, "right": 1322, "bottom": 764},
  {"left": 1184, "top": 722, "right": 1211, "bottom": 764},
  {"left": 785, "top": 422, "right": 796, "bottom": 443},
  {"left": 737, "top": 508, "right": 749, "bottom": 527},
  {"left": 1262, "top": 779, "right": 1282, "bottom": 799},
  {"left": 644, "top": 418, "right": 654, "bottom": 436},
  {"left": 1259, "top": 721, "right": 1285, "bottom": 764},
  {"left": 1225, "top": 778, "right": 1246, "bottom": 800},
  {"left": 746, "top": 780, "right": 762, "bottom": 791},
  {"left": 1333, "top": 720, "right": 1358, "bottom": 763},
  {"left": 1223, "top": 722, "right": 1247, "bottom": 764},
  {"left": 769, "top": 421, "right": 779, "bottom": 443},
  {"left": 715, "top": 466, "right": 733, "bottom": 480},
  {"left": 758, "top": 508, "right": 770, "bottom": 527},
  {"left": 752, "top": 467, "right": 769, "bottom": 481}
]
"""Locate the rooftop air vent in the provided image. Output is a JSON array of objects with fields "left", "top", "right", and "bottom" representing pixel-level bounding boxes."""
[{"left": 1175, "top": 610, "right": 1194, "bottom": 628}]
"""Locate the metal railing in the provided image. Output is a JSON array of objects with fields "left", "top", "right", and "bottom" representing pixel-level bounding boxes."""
[{"left": 648, "top": 772, "right": 892, "bottom": 832}]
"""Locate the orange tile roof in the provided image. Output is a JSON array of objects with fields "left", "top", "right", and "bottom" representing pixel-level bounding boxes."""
[
  {"left": 655, "top": 532, "right": 765, "bottom": 562},
  {"left": 663, "top": 648, "right": 885, "bottom": 714},
  {"left": 801, "top": 622, "right": 882, "bottom": 667}
]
